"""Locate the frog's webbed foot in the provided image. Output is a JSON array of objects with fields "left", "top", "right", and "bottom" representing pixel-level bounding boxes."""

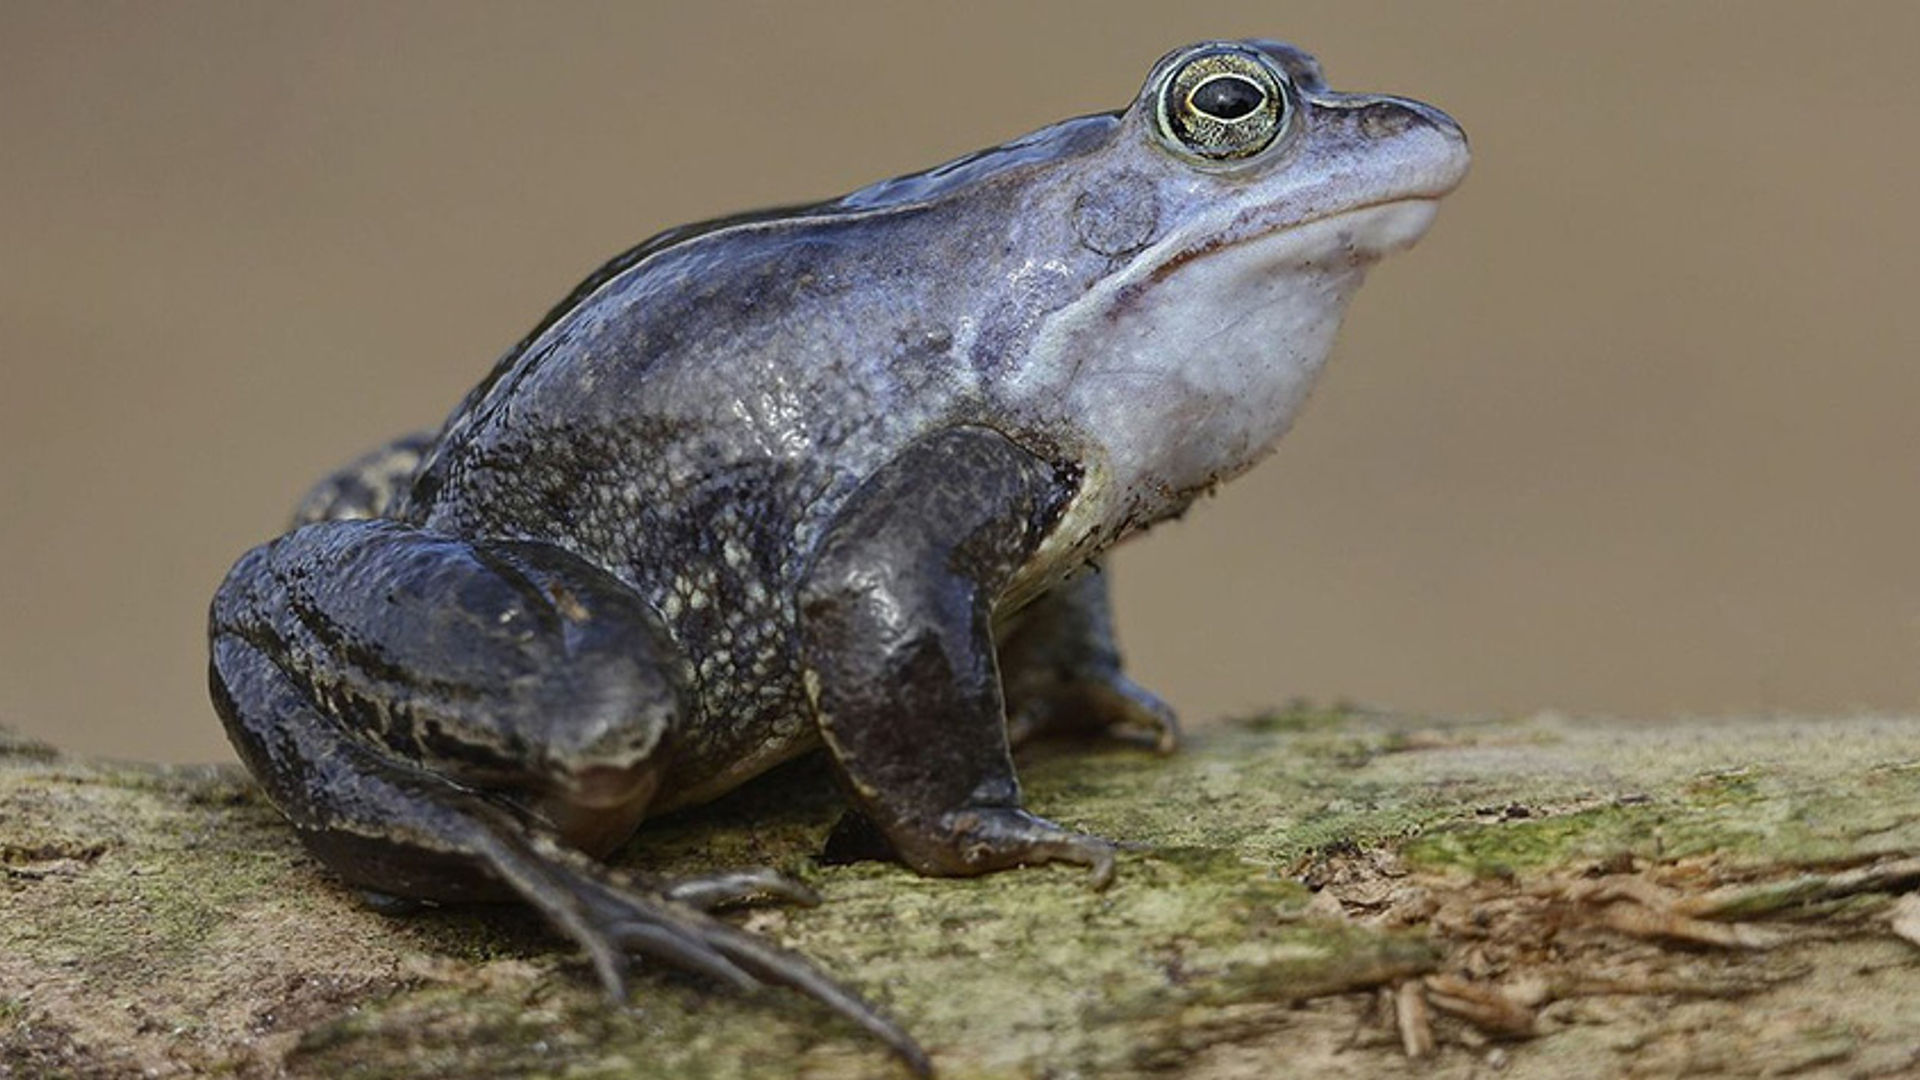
[
  {"left": 800, "top": 427, "right": 1127, "bottom": 889},
  {"left": 921, "top": 807, "right": 1117, "bottom": 888},
  {"left": 820, "top": 802, "right": 1115, "bottom": 886},
  {"left": 477, "top": 833, "right": 927, "bottom": 1074},
  {"left": 1000, "top": 566, "right": 1180, "bottom": 754}
]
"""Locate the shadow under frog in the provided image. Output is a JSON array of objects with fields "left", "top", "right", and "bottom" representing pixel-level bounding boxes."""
[{"left": 209, "top": 39, "right": 1468, "bottom": 1074}]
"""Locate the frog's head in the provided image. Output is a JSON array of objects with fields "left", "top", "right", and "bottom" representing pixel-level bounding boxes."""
[{"left": 985, "top": 40, "right": 1470, "bottom": 543}]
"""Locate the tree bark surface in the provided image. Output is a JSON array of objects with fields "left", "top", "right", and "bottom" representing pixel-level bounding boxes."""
[{"left": 3, "top": 709, "right": 1916, "bottom": 1077}]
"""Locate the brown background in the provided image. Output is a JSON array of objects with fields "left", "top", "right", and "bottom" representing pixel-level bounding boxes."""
[{"left": 4, "top": 3, "right": 1916, "bottom": 764}]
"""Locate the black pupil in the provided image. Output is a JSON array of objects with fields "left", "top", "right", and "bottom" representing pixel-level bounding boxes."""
[{"left": 1192, "top": 75, "right": 1264, "bottom": 121}]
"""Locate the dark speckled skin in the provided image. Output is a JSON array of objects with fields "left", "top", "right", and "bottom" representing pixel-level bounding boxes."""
[{"left": 208, "top": 38, "right": 1468, "bottom": 1074}]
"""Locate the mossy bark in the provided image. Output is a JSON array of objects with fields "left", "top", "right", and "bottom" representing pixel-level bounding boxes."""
[{"left": 4, "top": 710, "right": 1917, "bottom": 1078}]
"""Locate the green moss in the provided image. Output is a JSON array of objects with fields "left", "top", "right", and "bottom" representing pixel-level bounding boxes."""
[
  {"left": 1204, "top": 923, "right": 1438, "bottom": 1003},
  {"left": 1401, "top": 752, "right": 1920, "bottom": 880},
  {"left": 1685, "top": 766, "right": 1769, "bottom": 804},
  {"left": 286, "top": 815, "right": 1427, "bottom": 1077},
  {"left": 7, "top": 712, "right": 1920, "bottom": 1076},
  {"left": 1404, "top": 802, "right": 1657, "bottom": 876},
  {"left": 1229, "top": 698, "right": 1365, "bottom": 734}
]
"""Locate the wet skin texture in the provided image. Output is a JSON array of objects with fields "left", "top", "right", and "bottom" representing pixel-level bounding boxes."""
[{"left": 209, "top": 39, "right": 1467, "bottom": 1074}]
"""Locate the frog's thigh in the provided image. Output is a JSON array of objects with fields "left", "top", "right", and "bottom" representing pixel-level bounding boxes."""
[
  {"left": 797, "top": 426, "right": 1115, "bottom": 882},
  {"left": 209, "top": 519, "right": 685, "bottom": 881},
  {"left": 211, "top": 628, "right": 568, "bottom": 902},
  {"left": 999, "top": 565, "right": 1180, "bottom": 752},
  {"left": 289, "top": 430, "right": 437, "bottom": 526}
]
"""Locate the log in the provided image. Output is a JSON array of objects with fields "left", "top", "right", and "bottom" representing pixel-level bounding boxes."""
[{"left": 4, "top": 709, "right": 1917, "bottom": 1077}]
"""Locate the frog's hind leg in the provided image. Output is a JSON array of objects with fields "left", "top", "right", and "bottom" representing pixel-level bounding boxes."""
[
  {"left": 209, "top": 520, "right": 929, "bottom": 1074},
  {"left": 289, "top": 430, "right": 436, "bottom": 525}
]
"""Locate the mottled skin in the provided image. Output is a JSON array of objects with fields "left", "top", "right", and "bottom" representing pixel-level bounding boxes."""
[{"left": 209, "top": 40, "right": 1467, "bottom": 1074}]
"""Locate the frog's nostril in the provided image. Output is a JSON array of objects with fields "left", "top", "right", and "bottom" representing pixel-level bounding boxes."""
[
  {"left": 1359, "top": 103, "right": 1415, "bottom": 140},
  {"left": 1345, "top": 96, "right": 1465, "bottom": 147}
]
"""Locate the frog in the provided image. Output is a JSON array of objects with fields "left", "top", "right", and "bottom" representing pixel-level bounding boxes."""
[{"left": 209, "top": 39, "right": 1467, "bottom": 1074}]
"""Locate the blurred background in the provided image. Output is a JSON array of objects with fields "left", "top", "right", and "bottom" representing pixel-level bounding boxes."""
[{"left": 4, "top": 2, "right": 1917, "bottom": 764}]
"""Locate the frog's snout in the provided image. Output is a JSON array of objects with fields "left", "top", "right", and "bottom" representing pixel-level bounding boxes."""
[
  {"left": 1356, "top": 96, "right": 1466, "bottom": 149},
  {"left": 1312, "top": 90, "right": 1471, "bottom": 199}
]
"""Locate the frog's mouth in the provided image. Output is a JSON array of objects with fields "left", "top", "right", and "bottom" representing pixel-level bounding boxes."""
[
  {"left": 1151, "top": 195, "right": 1446, "bottom": 287},
  {"left": 1298, "top": 196, "right": 1447, "bottom": 260}
]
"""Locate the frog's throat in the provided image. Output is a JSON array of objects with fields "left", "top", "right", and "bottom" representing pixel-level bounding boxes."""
[{"left": 1005, "top": 196, "right": 1442, "bottom": 576}]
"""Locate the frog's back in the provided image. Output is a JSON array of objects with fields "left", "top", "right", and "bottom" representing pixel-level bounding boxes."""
[
  {"left": 399, "top": 114, "right": 1124, "bottom": 587},
  {"left": 410, "top": 213, "right": 990, "bottom": 572}
]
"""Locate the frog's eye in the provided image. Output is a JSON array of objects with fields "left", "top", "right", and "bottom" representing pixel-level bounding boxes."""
[{"left": 1154, "top": 47, "right": 1291, "bottom": 163}]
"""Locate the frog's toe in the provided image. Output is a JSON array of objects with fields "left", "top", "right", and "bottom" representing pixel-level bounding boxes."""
[
  {"left": 683, "top": 916, "right": 933, "bottom": 1077},
  {"left": 1008, "top": 670, "right": 1181, "bottom": 754},
  {"left": 1084, "top": 672, "right": 1181, "bottom": 753},
  {"left": 906, "top": 807, "right": 1118, "bottom": 889},
  {"left": 564, "top": 870, "right": 929, "bottom": 1074},
  {"left": 604, "top": 918, "right": 761, "bottom": 993},
  {"left": 663, "top": 868, "right": 821, "bottom": 911}
]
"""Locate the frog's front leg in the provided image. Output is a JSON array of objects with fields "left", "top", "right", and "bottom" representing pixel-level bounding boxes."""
[
  {"left": 798, "top": 426, "right": 1117, "bottom": 884},
  {"left": 998, "top": 563, "right": 1180, "bottom": 753},
  {"left": 209, "top": 520, "right": 927, "bottom": 1073}
]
